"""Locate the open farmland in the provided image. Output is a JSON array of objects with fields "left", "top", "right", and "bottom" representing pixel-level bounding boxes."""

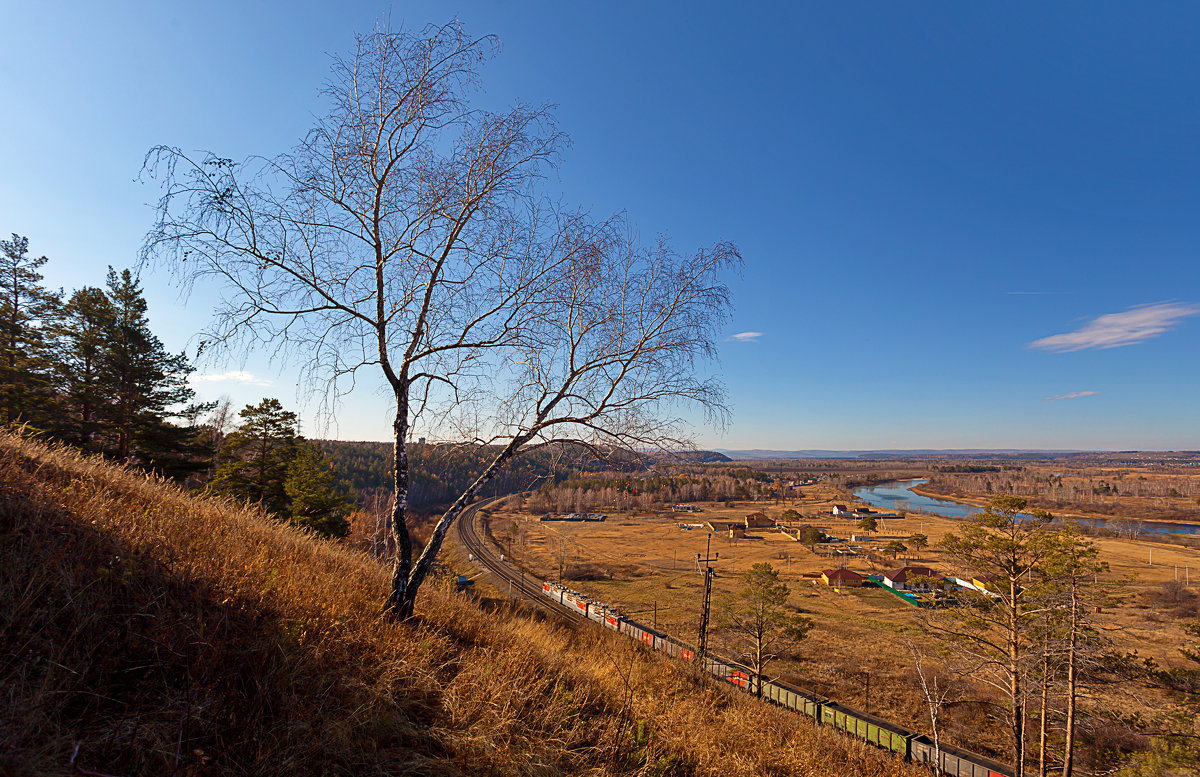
[{"left": 478, "top": 475, "right": 1200, "bottom": 766}]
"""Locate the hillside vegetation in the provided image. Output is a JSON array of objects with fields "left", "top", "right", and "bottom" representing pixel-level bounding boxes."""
[{"left": 0, "top": 431, "right": 918, "bottom": 777}]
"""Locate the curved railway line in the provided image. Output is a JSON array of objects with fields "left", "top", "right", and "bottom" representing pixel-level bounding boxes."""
[
  {"left": 453, "top": 498, "right": 1012, "bottom": 777},
  {"left": 455, "top": 496, "right": 585, "bottom": 624}
]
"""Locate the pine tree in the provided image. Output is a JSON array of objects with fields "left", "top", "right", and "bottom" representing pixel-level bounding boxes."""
[
  {"left": 210, "top": 398, "right": 299, "bottom": 517},
  {"left": 285, "top": 443, "right": 351, "bottom": 538},
  {"left": 933, "top": 496, "right": 1056, "bottom": 777},
  {"left": 716, "top": 562, "right": 814, "bottom": 698},
  {"left": 99, "top": 268, "right": 198, "bottom": 463},
  {"left": 54, "top": 287, "right": 116, "bottom": 449},
  {"left": 0, "top": 234, "right": 59, "bottom": 425}
]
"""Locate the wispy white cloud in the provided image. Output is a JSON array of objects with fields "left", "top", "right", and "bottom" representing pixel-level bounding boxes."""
[
  {"left": 1028, "top": 302, "right": 1199, "bottom": 352},
  {"left": 727, "top": 331, "right": 762, "bottom": 343},
  {"left": 1007, "top": 291, "right": 1066, "bottom": 295},
  {"left": 191, "top": 370, "right": 271, "bottom": 386},
  {"left": 1044, "top": 391, "right": 1099, "bottom": 402}
]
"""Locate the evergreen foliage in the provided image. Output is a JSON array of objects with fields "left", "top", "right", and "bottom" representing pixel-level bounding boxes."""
[
  {"left": 0, "top": 233, "right": 59, "bottom": 426},
  {"left": 716, "top": 562, "right": 814, "bottom": 697},
  {"left": 54, "top": 287, "right": 115, "bottom": 450},
  {"left": 210, "top": 398, "right": 299, "bottom": 517},
  {"left": 285, "top": 443, "right": 351, "bottom": 538},
  {"left": 0, "top": 236, "right": 211, "bottom": 475},
  {"left": 100, "top": 268, "right": 202, "bottom": 465}
]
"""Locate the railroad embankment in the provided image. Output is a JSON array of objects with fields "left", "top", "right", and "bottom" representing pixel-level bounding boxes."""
[{"left": 0, "top": 430, "right": 920, "bottom": 777}]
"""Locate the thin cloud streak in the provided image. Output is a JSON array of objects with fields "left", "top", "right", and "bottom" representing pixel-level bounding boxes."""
[
  {"left": 1028, "top": 302, "right": 1200, "bottom": 352},
  {"left": 727, "top": 331, "right": 762, "bottom": 342},
  {"left": 191, "top": 370, "right": 272, "bottom": 386},
  {"left": 1044, "top": 391, "right": 1099, "bottom": 402},
  {"left": 1007, "top": 291, "right": 1067, "bottom": 295}
]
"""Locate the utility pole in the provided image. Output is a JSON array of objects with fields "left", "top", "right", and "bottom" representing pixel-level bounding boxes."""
[{"left": 696, "top": 533, "right": 719, "bottom": 668}]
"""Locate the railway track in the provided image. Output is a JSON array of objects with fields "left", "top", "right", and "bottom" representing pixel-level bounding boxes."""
[{"left": 455, "top": 497, "right": 585, "bottom": 624}]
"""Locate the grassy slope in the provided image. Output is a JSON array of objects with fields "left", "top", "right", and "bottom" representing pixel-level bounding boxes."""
[{"left": 0, "top": 431, "right": 921, "bottom": 777}]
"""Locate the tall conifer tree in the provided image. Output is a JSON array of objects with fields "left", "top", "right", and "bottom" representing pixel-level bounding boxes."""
[
  {"left": 210, "top": 398, "right": 299, "bottom": 517},
  {"left": 55, "top": 287, "right": 116, "bottom": 449},
  {"left": 285, "top": 443, "right": 351, "bottom": 538},
  {"left": 99, "top": 268, "right": 197, "bottom": 462},
  {"left": 0, "top": 234, "right": 59, "bottom": 425}
]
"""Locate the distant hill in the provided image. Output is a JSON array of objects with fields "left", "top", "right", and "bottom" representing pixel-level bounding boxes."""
[{"left": 666, "top": 450, "right": 733, "bottom": 463}]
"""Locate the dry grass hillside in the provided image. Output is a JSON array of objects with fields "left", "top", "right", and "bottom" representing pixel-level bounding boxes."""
[{"left": 0, "top": 431, "right": 921, "bottom": 777}]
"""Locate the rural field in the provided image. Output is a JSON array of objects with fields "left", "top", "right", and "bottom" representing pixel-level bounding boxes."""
[{"left": 476, "top": 473, "right": 1200, "bottom": 764}]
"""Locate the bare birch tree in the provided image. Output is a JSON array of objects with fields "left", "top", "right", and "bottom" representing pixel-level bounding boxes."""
[
  {"left": 905, "top": 638, "right": 961, "bottom": 774},
  {"left": 141, "top": 22, "right": 738, "bottom": 619}
]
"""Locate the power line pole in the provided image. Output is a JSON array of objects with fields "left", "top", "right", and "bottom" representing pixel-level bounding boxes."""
[{"left": 696, "top": 533, "right": 719, "bottom": 668}]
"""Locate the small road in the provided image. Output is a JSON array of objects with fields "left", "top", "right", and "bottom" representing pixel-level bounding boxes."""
[{"left": 455, "top": 497, "right": 585, "bottom": 624}]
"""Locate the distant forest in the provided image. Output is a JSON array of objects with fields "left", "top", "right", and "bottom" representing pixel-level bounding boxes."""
[
  {"left": 318, "top": 442, "right": 736, "bottom": 516},
  {"left": 319, "top": 441, "right": 589, "bottom": 515}
]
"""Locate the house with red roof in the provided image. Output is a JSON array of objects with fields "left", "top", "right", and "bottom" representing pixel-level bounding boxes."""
[{"left": 821, "top": 568, "right": 865, "bottom": 588}]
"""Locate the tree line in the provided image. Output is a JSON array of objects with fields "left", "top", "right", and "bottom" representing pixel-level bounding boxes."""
[
  {"left": 525, "top": 468, "right": 778, "bottom": 514},
  {"left": 2, "top": 233, "right": 355, "bottom": 537},
  {"left": 1, "top": 233, "right": 208, "bottom": 477}
]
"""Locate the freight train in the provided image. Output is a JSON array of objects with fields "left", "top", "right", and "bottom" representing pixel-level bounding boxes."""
[{"left": 540, "top": 580, "right": 1012, "bottom": 777}]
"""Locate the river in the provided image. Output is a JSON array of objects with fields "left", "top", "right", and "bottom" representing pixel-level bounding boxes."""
[{"left": 852, "top": 479, "right": 1200, "bottom": 536}]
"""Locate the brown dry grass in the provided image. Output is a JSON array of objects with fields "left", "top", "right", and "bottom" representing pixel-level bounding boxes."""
[{"left": 0, "top": 430, "right": 921, "bottom": 777}]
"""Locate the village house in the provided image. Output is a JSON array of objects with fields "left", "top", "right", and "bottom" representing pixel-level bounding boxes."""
[
  {"left": 881, "top": 565, "right": 946, "bottom": 592},
  {"left": 743, "top": 512, "right": 775, "bottom": 530},
  {"left": 820, "top": 568, "right": 865, "bottom": 588},
  {"left": 831, "top": 504, "right": 851, "bottom": 516}
]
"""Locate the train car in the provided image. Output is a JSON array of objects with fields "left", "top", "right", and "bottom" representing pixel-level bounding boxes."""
[
  {"left": 910, "top": 736, "right": 1013, "bottom": 777},
  {"left": 819, "top": 701, "right": 914, "bottom": 756},
  {"left": 760, "top": 678, "right": 823, "bottom": 718},
  {"left": 623, "top": 618, "right": 667, "bottom": 650},
  {"left": 542, "top": 581, "right": 573, "bottom": 608},
  {"left": 726, "top": 669, "right": 752, "bottom": 689},
  {"left": 535, "top": 579, "right": 1014, "bottom": 777},
  {"left": 697, "top": 654, "right": 725, "bottom": 681},
  {"left": 561, "top": 589, "right": 591, "bottom": 617},
  {"left": 588, "top": 601, "right": 625, "bottom": 628},
  {"left": 541, "top": 581, "right": 565, "bottom": 605},
  {"left": 621, "top": 618, "right": 649, "bottom": 645},
  {"left": 661, "top": 636, "right": 696, "bottom": 662}
]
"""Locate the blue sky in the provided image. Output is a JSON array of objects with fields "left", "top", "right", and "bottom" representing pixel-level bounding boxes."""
[{"left": 3, "top": 2, "right": 1198, "bottom": 450}]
